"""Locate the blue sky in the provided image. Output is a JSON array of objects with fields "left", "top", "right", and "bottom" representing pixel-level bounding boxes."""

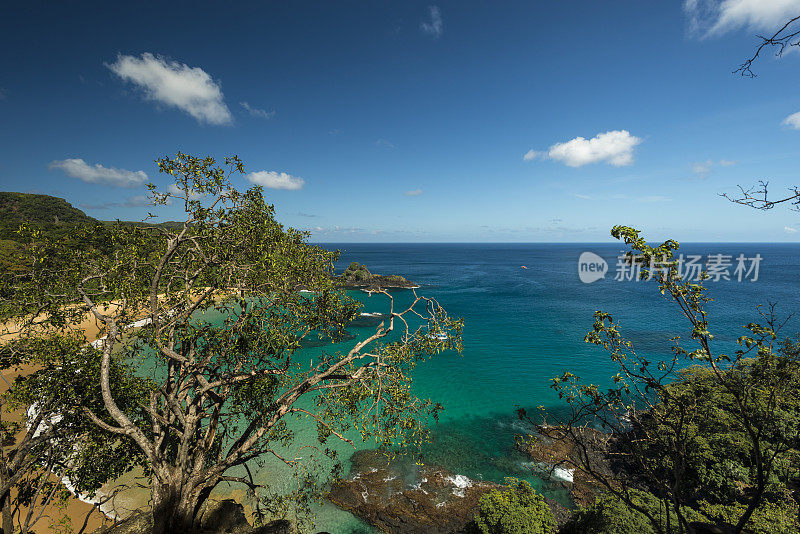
[{"left": 1, "top": 1, "right": 799, "bottom": 242}]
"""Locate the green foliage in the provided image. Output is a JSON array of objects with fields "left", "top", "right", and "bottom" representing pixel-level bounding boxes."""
[
  {"left": 0, "top": 192, "right": 111, "bottom": 276},
  {"left": 699, "top": 498, "right": 800, "bottom": 534},
  {"left": 562, "top": 491, "right": 705, "bottom": 534},
  {"left": 0, "top": 238, "right": 25, "bottom": 273},
  {"left": 342, "top": 262, "right": 372, "bottom": 282},
  {"left": 3, "top": 334, "right": 152, "bottom": 497},
  {"left": 474, "top": 479, "right": 554, "bottom": 534},
  {"left": 642, "top": 362, "right": 800, "bottom": 507}
]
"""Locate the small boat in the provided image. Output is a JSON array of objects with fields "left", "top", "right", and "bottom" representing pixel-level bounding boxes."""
[
  {"left": 521, "top": 266, "right": 528, "bottom": 269},
  {"left": 427, "top": 332, "right": 448, "bottom": 341}
]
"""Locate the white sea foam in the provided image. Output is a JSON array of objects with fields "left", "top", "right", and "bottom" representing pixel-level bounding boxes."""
[
  {"left": 128, "top": 317, "right": 152, "bottom": 328},
  {"left": 360, "top": 312, "right": 383, "bottom": 317},
  {"left": 446, "top": 474, "right": 472, "bottom": 489},
  {"left": 26, "top": 403, "right": 62, "bottom": 438},
  {"left": 410, "top": 483, "right": 429, "bottom": 494},
  {"left": 521, "top": 461, "right": 574, "bottom": 483},
  {"left": 507, "top": 420, "right": 535, "bottom": 433},
  {"left": 446, "top": 474, "right": 473, "bottom": 497}
]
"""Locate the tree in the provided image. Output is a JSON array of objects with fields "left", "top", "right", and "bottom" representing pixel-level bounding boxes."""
[
  {"left": 473, "top": 478, "right": 554, "bottom": 534},
  {"left": 2, "top": 153, "right": 462, "bottom": 533},
  {"left": 534, "top": 227, "right": 799, "bottom": 534}
]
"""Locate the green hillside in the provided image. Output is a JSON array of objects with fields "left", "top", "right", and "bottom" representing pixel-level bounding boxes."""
[
  {"left": 0, "top": 192, "right": 96, "bottom": 228},
  {"left": 0, "top": 192, "right": 192, "bottom": 272},
  {"left": 0, "top": 192, "right": 100, "bottom": 272}
]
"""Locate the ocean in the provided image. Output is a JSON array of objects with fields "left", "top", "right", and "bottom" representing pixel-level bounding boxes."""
[{"left": 220, "top": 243, "right": 800, "bottom": 532}]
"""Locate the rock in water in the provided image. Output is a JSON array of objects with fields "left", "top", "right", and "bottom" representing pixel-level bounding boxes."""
[
  {"left": 334, "top": 262, "right": 418, "bottom": 290},
  {"left": 516, "top": 425, "right": 612, "bottom": 508},
  {"left": 328, "top": 450, "right": 499, "bottom": 533}
]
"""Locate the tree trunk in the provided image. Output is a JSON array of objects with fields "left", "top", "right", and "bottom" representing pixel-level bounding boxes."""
[
  {"left": 151, "top": 480, "right": 198, "bottom": 534},
  {"left": 1, "top": 491, "right": 11, "bottom": 534}
]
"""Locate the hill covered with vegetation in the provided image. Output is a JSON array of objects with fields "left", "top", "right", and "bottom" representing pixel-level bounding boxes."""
[
  {"left": 0, "top": 192, "right": 186, "bottom": 273},
  {"left": 0, "top": 192, "right": 97, "bottom": 238}
]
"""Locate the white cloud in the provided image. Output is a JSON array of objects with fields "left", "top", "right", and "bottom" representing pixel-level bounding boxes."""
[
  {"left": 785, "top": 226, "right": 798, "bottom": 233},
  {"left": 783, "top": 111, "right": 800, "bottom": 129},
  {"left": 246, "top": 171, "right": 305, "bottom": 190},
  {"left": 48, "top": 158, "right": 148, "bottom": 188},
  {"left": 307, "top": 225, "right": 366, "bottom": 236},
  {"left": 405, "top": 189, "right": 424, "bottom": 196},
  {"left": 123, "top": 194, "right": 152, "bottom": 207},
  {"left": 376, "top": 138, "right": 396, "bottom": 148},
  {"left": 421, "top": 6, "right": 443, "bottom": 37},
  {"left": 107, "top": 53, "right": 232, "bottom": 125},
  {"left": 240, "top": 101, "right": 275, "bottom": 120},
  {"left": 685, "top": 0, "right": 800, "bottom": 36},
  {"left": 78, "top": 195, "right": 153, "bottom": 210},
  {"left": 691, "top": 158, "right": 738, "bottom": 178},
  {"left": 571, "top": 193, "right": 592, "bottom": 199},
  {"left": 523, "top": 149, "right": 544, "bottom": 161},
  {"left": 528, "top": 130, "right": 642, "bottom": 167},
  {"left": 692, "top": 159, "right": 714, "bottom": 178},
  {"left": 167, "top": 183, "right": 206, "bottom": 200}
]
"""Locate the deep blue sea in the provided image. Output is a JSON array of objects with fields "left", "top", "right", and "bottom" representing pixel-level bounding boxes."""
[{"left": 226, "top": 243, "right": 800, "bottom": 532}]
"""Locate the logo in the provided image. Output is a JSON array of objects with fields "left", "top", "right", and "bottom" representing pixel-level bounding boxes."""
[{"left": 578, "top": 252, "right": 608, "bottom": 284}]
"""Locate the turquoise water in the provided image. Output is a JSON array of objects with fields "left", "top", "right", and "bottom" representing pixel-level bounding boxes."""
[{"left": 209, "top": 243, "right": 800, "bottom": 532}]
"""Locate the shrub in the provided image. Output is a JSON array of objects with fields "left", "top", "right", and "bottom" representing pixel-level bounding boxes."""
[
  {"left": 562, "top": 490, "right": 706, "bottom": 534},
  {"left": 699, "top": 499, "right": 799, "bottom": 534},
  {"left": 474, "top": 478, "right": 554, "bottom": 534}
]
